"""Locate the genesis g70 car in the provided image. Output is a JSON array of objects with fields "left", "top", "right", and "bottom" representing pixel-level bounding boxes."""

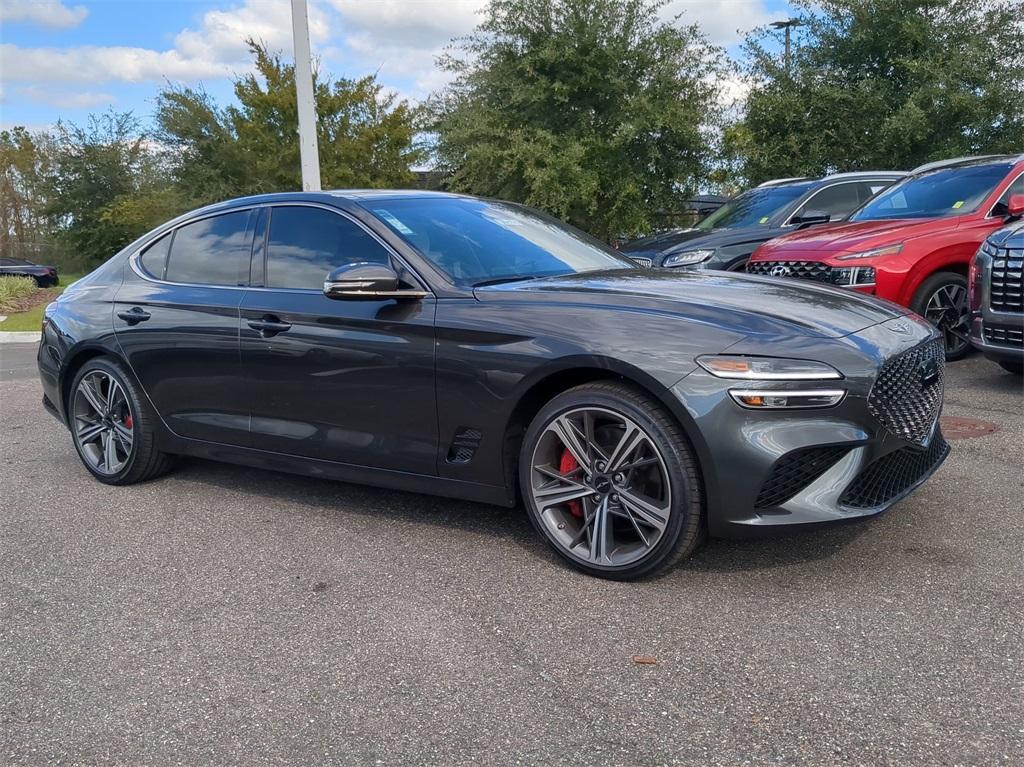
[{"left": 39, "top": 192, "right": 949, "bottom": 579}]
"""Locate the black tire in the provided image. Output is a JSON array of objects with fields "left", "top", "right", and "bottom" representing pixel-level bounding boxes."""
[
  {"left": 998, "top": 360, "right": 1023, "bottom": 376},
  {"left": 911, "top": 271, "right": 972, "bottom": 361},
  {"left": 519, "top": 381, "right": 704, "bottom": 580},
  {"left": 68, "top": 356, "right": 175, "bottom": 485}
]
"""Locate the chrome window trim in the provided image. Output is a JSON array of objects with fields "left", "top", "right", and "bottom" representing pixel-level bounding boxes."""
[{"left": 128, "top": 201, "right": 434, "bottom": 296}]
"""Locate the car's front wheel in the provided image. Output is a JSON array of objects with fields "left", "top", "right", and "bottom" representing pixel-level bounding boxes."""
[
  {"left": 68, "top": 357, "right": 175, "bottom": 485},
  {"left": 519, "top": 382, "right": 704, "bottom": 579},
  {"left": 913, "top": 272, "right": 971, "bottom": 360}
]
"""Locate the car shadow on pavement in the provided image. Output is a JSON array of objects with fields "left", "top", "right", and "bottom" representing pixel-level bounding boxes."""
[{"left": 169, "top": 456, "right": 871, "bottom": 575}]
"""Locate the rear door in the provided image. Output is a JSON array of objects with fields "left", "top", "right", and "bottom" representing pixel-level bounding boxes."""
[
  {"left": 113, "top": 209, "right": 254, "bottom": 444},
  {"left": 239, "top": 204, "right": 437, "bottom": 474}
]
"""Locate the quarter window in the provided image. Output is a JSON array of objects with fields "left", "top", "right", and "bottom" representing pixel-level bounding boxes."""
[
  {"left": 139, "top": 232, "right": 172, "bottom": 279},
  {"left": 265, "top": 206, "right": 391, "bottom": 290},
  {"left": 165, "top": 210, "right": 252, "bottom": 286}
]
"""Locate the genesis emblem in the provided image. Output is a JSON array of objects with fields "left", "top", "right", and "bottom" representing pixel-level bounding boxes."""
[
  {"left": 769, "top": 264, "right": 791, "bottom": 278},
  {"left": 889, "top": 320, "right": 912, "bottom": 335}
]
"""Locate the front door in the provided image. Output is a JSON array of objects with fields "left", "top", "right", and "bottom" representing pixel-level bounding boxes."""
[{"left": 239, "top": 204, "right": 437, "bottom": 475}]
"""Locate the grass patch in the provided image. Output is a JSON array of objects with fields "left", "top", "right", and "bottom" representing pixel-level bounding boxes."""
[
  {"left": 0, "top": 276, "right": 39, "bottom": 313},
  {"left": 0, "top": 273, "right": 85, "bottom": 332}
]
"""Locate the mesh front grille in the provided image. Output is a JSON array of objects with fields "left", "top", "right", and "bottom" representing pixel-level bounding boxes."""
[
  {"left": 868, "top": 339, "right": 945, "bottom": 446},
  {"left": 990, "top": 250, "right": 1023, "bottom": 313},
  {"left": 839, "top": 434, "right": 950, "bottom": 509},
  {"left": 983, "top": 324, "right": 1024, "bottom": 348},
  {"left": 747, "top": 260, "right": 832, "bottom": 282},
  {"left": 754, "top": 446, "right": 850, "bottom": 509}
]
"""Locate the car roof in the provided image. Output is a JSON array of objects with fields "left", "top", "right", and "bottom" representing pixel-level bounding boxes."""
[
  {"left": 755, "top": 171, "right": 905, "bottom": 192},
  {"left": 909, "top": 154, "right": 1024, "bottom": 175}
]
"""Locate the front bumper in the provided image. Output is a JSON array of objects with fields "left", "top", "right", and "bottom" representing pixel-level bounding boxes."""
[{"left": 674, "top": 319, "right": 949, "bottom": 537}]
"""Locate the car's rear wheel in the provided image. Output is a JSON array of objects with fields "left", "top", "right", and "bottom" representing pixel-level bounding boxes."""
[
  {"left": 69, "top": 357, "right": 175, "bottom": 485},
  {"left": 519, "top": 382, "right": 703, "bottom": 580},
  {"left": 912, "top": 272, "right": 971, "bottom": 360}
]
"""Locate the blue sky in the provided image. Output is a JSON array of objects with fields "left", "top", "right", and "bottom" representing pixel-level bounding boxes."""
[{"left": 1, "top": 0, "right": 796, "bottom": 131}]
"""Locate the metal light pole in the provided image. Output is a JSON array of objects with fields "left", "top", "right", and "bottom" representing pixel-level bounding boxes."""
[
  {"left": 770, "top": 19, "right": 803, "bottom": 74},
  {"left": 290, "top": 0, "right": 321, "bottom": 191}
]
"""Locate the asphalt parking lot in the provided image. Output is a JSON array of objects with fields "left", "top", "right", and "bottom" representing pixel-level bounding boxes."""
[{"left": 2, "top": 341, "right": 1022, "bottom": 766}]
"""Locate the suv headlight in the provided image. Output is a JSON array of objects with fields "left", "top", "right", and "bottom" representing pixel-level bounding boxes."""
[
  {"left": 835, "top": 244, "right": 903, "bottom": 261},
  {"left": 830, "top": 266, "right": 876, "bottom": 286},
  {"left": 697, "top": 355, "right": 843, "bottom": 380},
  {"left": 664, "top": 249, "right": 714, "bottom": 267}
]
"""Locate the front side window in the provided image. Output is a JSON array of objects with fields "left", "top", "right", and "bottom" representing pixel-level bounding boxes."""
[
  {"left": 852, "top": 162, "right": 1014, "bottom": 221},
  {"left": 368, "top": 198, "right": 634, "bottom": 286},
  {"left": 265, "top": 206, "right": 391, "bottom": 290},
  {"left": 794, "top": 183, "right": 863, "bottom": 219},
  {"left": 165, "top": 210, "right": 252, "bottom": 285},
  {"left": 697, "top": 184, "right": 810, "bottom": 230},
  {"left": 992, "top": 172, "right": 1024, "bottom": 215}
]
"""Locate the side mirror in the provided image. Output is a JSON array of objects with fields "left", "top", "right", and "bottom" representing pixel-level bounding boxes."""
[
  {"left": 1007, "top": 193, "right": 1024, "bottom": 218},
  {"left": 791, "top": 210, "right": 831, "bottom": 228},
  {"left": 323, "top": 262, "right": 425, "bottom": 300}
]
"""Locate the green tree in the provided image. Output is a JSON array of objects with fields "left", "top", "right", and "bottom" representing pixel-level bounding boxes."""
[
  {"left": 44, "top": 112, "right": 176, "bottom": 268},
  {"left": 734, "top": 0, "right": 1024, "bottom": 184},
  {"left": 0, "top": 127, "right": 56, "bottom": 261},
  {"left": 156, "top": 40, "right": 423, "bottom": 203},
  {"left": 429, "top": 0, "right": 724, "bottom": 240}
]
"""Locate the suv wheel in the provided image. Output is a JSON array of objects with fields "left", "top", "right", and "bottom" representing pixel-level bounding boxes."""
[
  {"left": 913, "top": 272, "right": 971, "bottom": 360},
  {"left": 69, "top": 357, "right": 175, "bottom": 485},
  {"left": 519, "top": 382, "right": 704, "bottom": 580}
]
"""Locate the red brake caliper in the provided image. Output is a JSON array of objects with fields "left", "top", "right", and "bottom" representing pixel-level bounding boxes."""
[
  {"left": 124, "top": 415, "right": 133, "bottom": 429},
  {"left": 559, "top": 448, "right": 583, "bottom": 518}
]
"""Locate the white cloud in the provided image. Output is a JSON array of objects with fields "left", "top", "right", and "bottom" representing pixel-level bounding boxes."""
[
  {"left": 0, "top": 0, "right": 88, "bottom": 29},
  {"left": 18, "top": 85, "right": 115, "bottom": 109},
  {"left": 661, "top": 1, "right": 787, "bottom": 46},
  {"left": 0, "top": 0, "right": 330, "bottom": 88}
]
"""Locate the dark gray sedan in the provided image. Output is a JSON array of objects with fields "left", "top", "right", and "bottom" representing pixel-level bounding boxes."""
[{"left": 38, "top": 191, "right": 947, "bottom": 579}]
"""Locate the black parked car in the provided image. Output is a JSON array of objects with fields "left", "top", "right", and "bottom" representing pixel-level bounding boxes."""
[
  {"left": 970, "top": 219, "right": 1024, "bottom": 374},
  {"left": 0, "top": 256, "right": 59, "bottom": 287},
  {"left": 620, "top": 172, "right": 905, "bottom": 271},
  {"left": 39, "top": 191, "right": 948, "bottom": 579}
]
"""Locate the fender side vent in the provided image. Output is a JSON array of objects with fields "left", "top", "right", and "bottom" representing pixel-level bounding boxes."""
[{"left": 446, "top": 427, "right": 482, "bottom": 464}]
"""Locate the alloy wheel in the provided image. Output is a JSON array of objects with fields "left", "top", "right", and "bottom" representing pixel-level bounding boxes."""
[
  {"left": 72, "top": 371, "right": 134, "bottom": 475},
  {"left": 924, "top": 283, "right": 969, "bottom": 357},
  {"left": 529, "top": 407, "right": 672, "bottom": 567}
]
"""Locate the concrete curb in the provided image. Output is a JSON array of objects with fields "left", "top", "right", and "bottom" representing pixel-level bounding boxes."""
[{"left": 0, "top": 332, "right": 40, "bottom": 344}]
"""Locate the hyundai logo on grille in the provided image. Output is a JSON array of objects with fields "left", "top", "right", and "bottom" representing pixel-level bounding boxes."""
[{"left": 769, "top": 264, "right": 791, "bottom": 277}]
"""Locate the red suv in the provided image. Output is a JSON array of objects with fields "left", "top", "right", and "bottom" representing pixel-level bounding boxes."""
[{"left": 748, "top": 155, "right": 1024, "bottom": 359}]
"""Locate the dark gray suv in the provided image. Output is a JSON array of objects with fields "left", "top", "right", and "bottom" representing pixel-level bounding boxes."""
[{"left": 970, "top": 219, "right": 1024, "bottom": 374}]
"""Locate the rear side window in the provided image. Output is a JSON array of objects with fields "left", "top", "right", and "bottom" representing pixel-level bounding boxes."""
[
  {"left": 139, "top": 232, "right": 172, "bottom": 279},
  {"left": 265, "top": 206, "right": 391, "bottom": 290},
  {"left": 165, "top": 210, "right": 252, "bottom": 286}
]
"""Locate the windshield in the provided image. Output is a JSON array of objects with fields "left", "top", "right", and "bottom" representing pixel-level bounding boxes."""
[
  {"left": 367, "top": 198, "right": 635, "bottom": 286},
  {"left": 852, "top": 162, "right": 1013, "bottom": 221},
  {"left": 696, "top": 185, "right": 808, "bottom": 230}
]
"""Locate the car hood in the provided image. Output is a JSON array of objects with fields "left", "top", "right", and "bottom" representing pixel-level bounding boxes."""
[
  {"left": 987, "top": 219, "right": 1024, "bottom": 248},
  {"left": 620, "top": 228, "right": 705, "bottom": 256},
  {"left": 622, "top": 226, "right": 780, "bottom": 263},
  {"left": 754, "top": 217, "right": 954, "bottom": 256},
  {"left": 474, "top": 269, "right": 909, "bottom": 338}
]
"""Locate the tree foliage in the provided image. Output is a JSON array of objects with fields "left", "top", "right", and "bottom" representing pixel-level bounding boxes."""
[
  {"left": 0, "top": 127, "right": 55, "bottom": 261},
  {"left": 429, "top": 0, "right": 724, "bottom": 240},
  {"left": 156, "top": 40, "right": 423, "bottom": 203},
  {"left": 733, "top": 0, "right": 1024, "bottom": 184}
]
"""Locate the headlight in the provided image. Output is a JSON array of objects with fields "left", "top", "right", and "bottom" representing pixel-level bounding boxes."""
[
  {"left": 664, "top": 249, "right": 714, "bottom": 267},
  {"left": 835, "top": 244, "right": 903, "bottom": 261},
  {"left": 697, "top": 355, "right": 843, "bottom": 380},
  {"left": 830, "top": 266, "right": 875, "bottom": 286}
]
